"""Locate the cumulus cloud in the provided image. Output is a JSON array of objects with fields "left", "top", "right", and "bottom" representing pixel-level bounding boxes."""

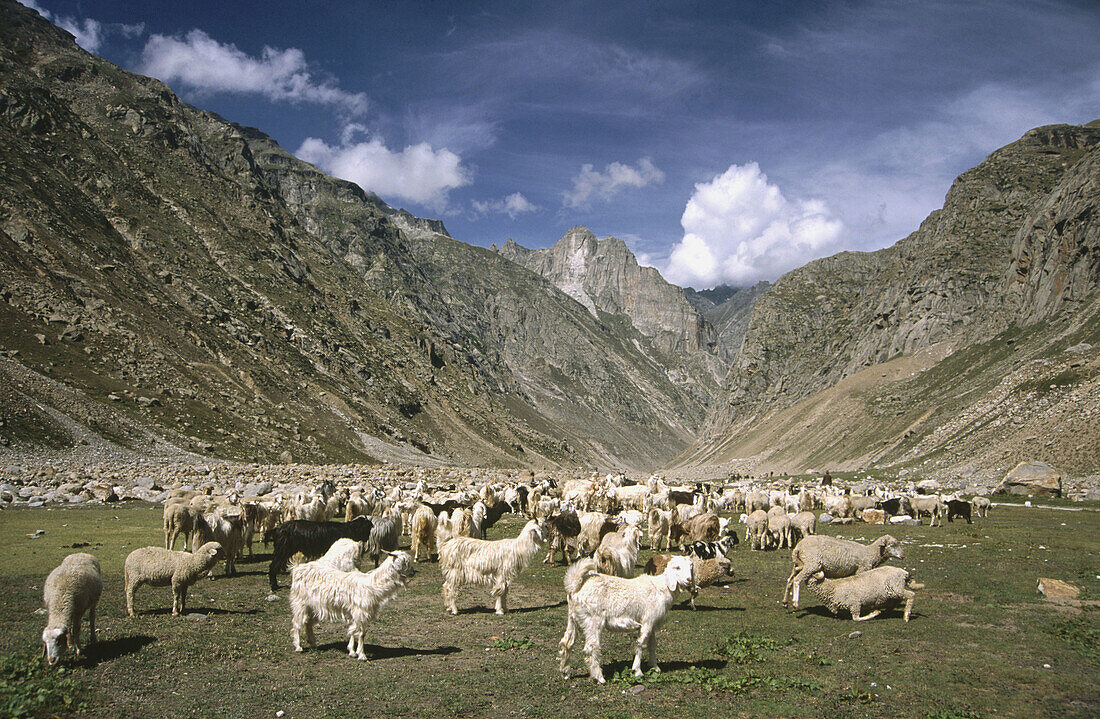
[
  {"left": 563, "top": 158, "right": 664, "bottom": 208},
  {"left": 664, "top": 163, "right": 844, "bottom": 288},
  {"left": 296, "top": 125, "right": 471, "bottom": 210},
  {"left": 472, "top": 192, "right": 538, "bottom": 219},
  {"left": 138, "top": 30, "right": 367, "bottom": 115}
]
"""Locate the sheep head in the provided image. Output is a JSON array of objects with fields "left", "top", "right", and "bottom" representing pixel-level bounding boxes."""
[
  {"left": 42, "top": 626, "right": 69, "bottom": 665},
  {"left": 879, "top": 535, "right": 904, "bottom": 560}
]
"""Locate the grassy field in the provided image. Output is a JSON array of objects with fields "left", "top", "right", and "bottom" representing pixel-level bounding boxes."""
[{"left": 1, "top": 501, "right": 1097, "bottom": 718}]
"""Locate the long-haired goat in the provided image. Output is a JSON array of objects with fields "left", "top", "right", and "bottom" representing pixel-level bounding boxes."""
[
  {"left": 558, "top": 555, "right": 695, "bottom": 683},
  {"left": 290, "top": 550, "right": 416, "bottom": 660},
  {"left": 440, "top": 519, "right": 546, "bottom": 615},
  {"left": 410, "top": 504, "right": 438, "bottom": 562},
  {"left": 594, "top": 525, "right": 642, "bottom": 578}
]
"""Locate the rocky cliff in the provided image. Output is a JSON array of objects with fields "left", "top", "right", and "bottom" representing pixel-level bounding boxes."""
[
  {"left": 0, "top": 0, "right": 702, "bottom": 470},
  {"left": 677, "top": 122, "right": 1100, "bottom": 479}
]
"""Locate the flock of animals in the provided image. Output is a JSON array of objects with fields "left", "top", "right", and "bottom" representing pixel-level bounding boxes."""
[{"left": 40, "top": 472, "right": 991, "bottom": 682}]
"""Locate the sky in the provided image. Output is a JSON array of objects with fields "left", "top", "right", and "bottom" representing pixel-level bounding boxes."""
[{"left": 21, "top": 0, "right": 1100, "bottom": 289}]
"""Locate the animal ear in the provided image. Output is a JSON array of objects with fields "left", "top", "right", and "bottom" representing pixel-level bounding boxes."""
[{"left": 812, "top": 571, "right": 825, "bottom": 580}]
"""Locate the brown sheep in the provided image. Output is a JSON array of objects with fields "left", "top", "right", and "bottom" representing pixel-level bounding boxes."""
[{"left": 645, "top": 553, "right": 733, "bottom": 610}]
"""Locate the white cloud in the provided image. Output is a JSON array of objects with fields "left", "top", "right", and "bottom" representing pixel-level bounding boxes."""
[
  {"left": 138, "top": 30, "right": 367, "bottom": 115},
  {"left": 563, "top": 158, "right": 664, "bottom": 208},
  {"left": 296, "top": 126, "right": 471, "bottom": 210},
  {"left": 664, "top": 163, "right": 844, "bottom": 288},
  {"left": 472, "top": 192, "right": 538, "bottom": 219},
  {"left": 22, "top": 1, "right": 117, "bottom": 53}
]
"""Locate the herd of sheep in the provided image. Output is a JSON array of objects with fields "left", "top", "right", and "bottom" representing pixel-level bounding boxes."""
[{"left": 39, "top": 472, "right": 992, "bottom": 682}]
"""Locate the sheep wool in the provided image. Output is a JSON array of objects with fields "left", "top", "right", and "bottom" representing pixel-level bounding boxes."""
[
  {"left": 124, "top": 542, "right": 222, "bottom": 616},
  {"left": 806, "top": 566, "right": 924, "bottom": 621},
  {"left": 42, "top": 553, "right": 102, "bottom": 664}
]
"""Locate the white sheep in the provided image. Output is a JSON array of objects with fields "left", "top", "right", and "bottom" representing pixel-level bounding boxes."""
[
  {"left": 290, "top": 550, "right": 417, "bottom": 660},
  {"left": 190, "top": 511, "right": 245, "bottom": 576},
  {"left": 594, "top": 525, "right": 642, "bottom": 578},
  {"left": 647, "top": 507, "right": 672, "bottom": 551},
  {"left": 782, "top": 534, "right": 904, "bottom": 610},
  {"left": 558, "top": 555, "right": 695, "bottom": 683},
  {"left": 767, "top": 506, "right": 793, "bottom": 549},
  {"left": 124, "top": 542, "right": 222, "bottom": 616},
  {"left": 790, "top": 511, "right": 817, "bottom": 541},
  {"left": 42, "top": 553, "right": 102, "bottom": 664},
  {"left": 805, "top": 566, "right": 924, "bottom": 621},
  {"left": 910, "top": 495, "right": 945, "bottom": 526},
  {"left": 163, "top": 503, "right": 199, "bottom": 551},
  {"left": 970, "top": 496, "right": 991, "bottom": 518},
  {"left": 746, "top": 509, "right": 770, "bottom": 550},
  {"left": 440, "top": 519, "right": 546, "bottom": 615}
]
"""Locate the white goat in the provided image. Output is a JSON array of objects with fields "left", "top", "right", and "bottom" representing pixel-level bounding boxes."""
[
  {"left": 558, "top": 555, "right": 695, "bottom": 683},
  {"left": 290, "top": 550, "right": 416, "bottom": 660},
  {"left": 440, "top": 519, "right": 546, "bottom": 615},
  {"left": 594, "top": 525, "right": 642, "bottom": 578}
]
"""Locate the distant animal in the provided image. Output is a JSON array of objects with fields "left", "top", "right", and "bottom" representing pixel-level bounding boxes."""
[{"left": 945, "top": 499, "right": 972, "bottom": 524}]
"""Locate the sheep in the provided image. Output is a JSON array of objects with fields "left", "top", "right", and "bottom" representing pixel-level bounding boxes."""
[
  {"left": 745, "top": 491, "right": 770, "bottom": 514},
  {"left": 558, "top": 555, "right": 695, "bottom": 683},
  {"left": 124, "top": 542, "right": 222, "bottom": 617},
  {"left": 365, "top": 515, "right": 401, "bottom": 567},
  {"left": 669, "top": 512, "right": 720, "bottom": 550},
  {"left": 41, "top": 553, "right": 102, "bottom": 664},
  {"left": 823, "top": 494, "right": 854, "bottom": 519},
  {"left": 790, "top": 511, "right": 817, "bottom": 541},
  {"left": 576, "top": 512, "right": 618, "bottom": 556},
  {"left": 782, "top": 534, "right": 905, "bottom": 610},
  {"left": 410, "top": 504, "right": 438, "bottom": 562},
  {"left": 910, "top": 496, "right": 946, "bottom": 526},
  {"left": 290, "top": 550, "right": 417, "bottom": 660},
  {"left": 594, "top": 525, "right": 643, "bottom": 578},
  {"left": 945, "top": 499, "right": 972, "bottom": 524},
  {"left": 805, "top": 566, "right": 924, "bottom": 622},
  {"left": 970, "top": 496, "right": 991, "bottom": 518},
  {"left": 163, "top": 503, "right": 199, "bottom": 551},
  {"left": 746, "top": 509, "right": 771, "bottom": 550},
  {"left": 440, "top": 519, "right": 546, "bottom": 615},
  {"left": 264, "top": 517, "right": 374, "bottom": 591},
  {"left": 767, "top": 506, "right": 794, "bottom": 549},
  {"left": 190, "top": 511, "right": 245, "bottom": 577},
  {"left": 647, "top": 507, "right": 672, "bottom": 551},
  {"left": 645, "top": 553, "right": 733, "bottom": 610},
  {"left": 544, "top": 509, "right": 582, "bottom": 565}
]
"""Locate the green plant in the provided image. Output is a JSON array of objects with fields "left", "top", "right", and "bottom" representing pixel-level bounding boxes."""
[
  {"left": 0, "top": 653, "right": 87, "bottom": 718},
  {"left": 487, "top": 636, "right": 534, "bottom": 651},
  {"left": 1046, "top": 617, "right": 1100, "bottom": 665},
  {"left": 924, "top": 708, "right": 985, "bottom": 719},
  {"left": 712, "top": 632, "right": 783, "bottom": 664}
]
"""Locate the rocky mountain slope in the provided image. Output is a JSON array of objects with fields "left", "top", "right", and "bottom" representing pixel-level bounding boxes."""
[
  {"left": 683, "top": 282, "right": 771, "bottom": 365},
  {"left": 677, "top": 122, "right": 1100, "bottom": 480},
  {"left": 0, "top": 0, "right": 703, "bottom": 471}
]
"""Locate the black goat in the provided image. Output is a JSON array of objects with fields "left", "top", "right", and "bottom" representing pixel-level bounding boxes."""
[
  {"left": 543, "top": 509, "right": 582, "bottom": 565},
  {"left": 264, "top": 516, "right": 373, "bottom": 590},
  {"left": 946, "top": 499, "right": 972, "bottom": 524},
  {"left": 875, "top": 497, "right": 913, "bottom": 517}
]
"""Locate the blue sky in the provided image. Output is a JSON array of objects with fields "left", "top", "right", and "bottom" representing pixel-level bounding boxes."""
[{"left": 22, "top": 0, "right": 1100, "bottom": 288}]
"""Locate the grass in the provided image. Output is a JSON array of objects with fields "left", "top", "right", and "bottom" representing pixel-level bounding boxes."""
[{"left": 0, "top": 502, "right": 1098, "bottom": 717}]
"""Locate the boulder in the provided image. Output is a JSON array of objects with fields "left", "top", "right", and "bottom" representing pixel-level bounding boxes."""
[
  {"left": 889, "top": 515, "right": 919, "bottom": 526},
  {"left": 994, "top": 461, "right": 1062, "bottom": 498},
  {"left": 818, "top": 513, "right": 834, "bottom": 524},
  {"left": 1037, "top": 578, "right": 1080, "bottom": 600}
]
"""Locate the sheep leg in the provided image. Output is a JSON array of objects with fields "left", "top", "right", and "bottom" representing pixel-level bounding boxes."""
[
  {"left": 88, "top": 603, "right": 96, "bottom": 645},
  {"left": 582, "top": 618, "right": 606, "bottom": 684},
  {"left": 71, "top": 618, "right": 82, "bottom": 657},
  {"left": 851, "top": 606, "right": 881, "bottom": 621},
  {"left": 903, "top": 590, "right": 916, "bottom": 622},
  {"left": 558, "top": 610, "right": 577, "bottom": 678},
  {"left": 125, "top": 580, "right": 136, "bottom": 617}
]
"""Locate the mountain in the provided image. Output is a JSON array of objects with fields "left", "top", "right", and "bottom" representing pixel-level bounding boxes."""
[
  {"left": 683, "top": 282, "right": 771, "bottom": 365},
  {"left": 0, "top": 0, "right": 703, "bottom": 471},
  {"left": 676, "top": 122, "right": 1100, "bottom": 480}
]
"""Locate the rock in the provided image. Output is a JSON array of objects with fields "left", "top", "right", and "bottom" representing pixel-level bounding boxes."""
[
  {"left": 626, "top": 684, "right": 646, "bottom": 695},
  {"left": 860, "top": 509, "right": 886, "bottom": 524},
  {"left": 1084, "top": 488, "right": 1100, "bottom": 502},
  {"left": 184, "top": 613, "right": 208, "bottom": 622},
  {"left": 136, "top": 396, "right": 160, "bottom": 407},
  {"left": 1065, "top": 343, "right": 1092, "bottom": 353},
  {"left": 265, "top": 594, "right": 280, "bottom": 602},
  {"left": 994, "top": 461, "right": 1062, "bottom": 498},
  {"left": 134, "top": 476, "right": 159, "bottom": 490},
  {"left": 278, "top": 450, "right": 293, "bottom": 464},
  {"left": 832, "top": 517, "right": 855, "bottom": 525},
  {"left": 1037, "top": 578, "right": 1080, "bottom": 599},
  {"left": 68, "top": 495, "right": 86, "bottom": 503},
  {"left": 848, "top": 631, "right": 863, "bottom": 639},
  {"left": 916, "top": 479, "right": 939, "bottom": 492},
  {"left": 819, "top": 513, "right": 834, "bottom": 524},
  {"left": 59, "top": 326, "right": 83, "bottom": 342},
  {"left": 889, "top": 515, "right": 919, "bottom": 525},
  {"left": 83, "top": 482, "right": 119, "bottom": 502}
]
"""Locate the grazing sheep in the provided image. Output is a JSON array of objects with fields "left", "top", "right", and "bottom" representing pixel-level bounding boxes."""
[
  {"left": 745, "top": 491, "right": 770, "bottom": 514},
  {"left": 805, "top": 566, "right": 924, "bottom": 621},
  {"left": 559, "top": 555, "right": 695, "bottom": 683},
  {"left": 746, "top": 509, "right": 771, "bottom": 550},
  {"left": 647, "top": 507, "right": 672, "bottom": 551},
  {"left": 645, "top": 553, "right": 733, "bottom": 610},
  {"left": 440, "top": 519, "right": 546, "bottom": 615},
  {"left": 688, "top": 534, "right": 736, "bottom": 560},
  {"left": 782, "top": 534, "right": 905, "bottom": 610},
  {"left": 190, "top": 511, "right": 245, "bottom": 577},
  {"left": 970, "top": 496, "right": 991, "bottom": 518},
  {"left": 124, "top": 542, "right": 222, "bottom": 616},
  {"left": 790, "top": 511, "right": 817, "bottom": 541},
  {"left": 264, "top": 517, "right": 374, "bottom": 591},
  {"left": 163, "top": 503, "right": 199, "bottom": 551},
  {"left": 544, "top": 509, "right": 582, "bottom": 565},
  {"left": 767, "top": 507, "right": 794, "bottom": 549},
  {"left": 290, "top": 550, "right": 417, "bottom": 659},
  {"left": 945, "top": 499, "right": 972, "bottom": 524},
  {"left": 595, "top": 526, "right": 643, "bottom": 578},
  {"left": 42, "top": 553, "right": 102, "bottom": 664},
  {"left": 910, "top": 495, "right": 946, "bottom": 526},
  {"left": 410, "top": 504, "right": 438, "bottom": 562}
]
